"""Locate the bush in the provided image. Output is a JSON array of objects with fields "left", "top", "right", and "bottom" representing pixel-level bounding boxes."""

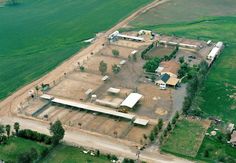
[
  {"left": 141, "top": 43, "right": 154, "bottom": 59},
  {"left": 112, "top": 49, "right": 119, "bottom": 57},
  {"left": 17, "top": 129, "right": 52, "bottom": 145},
  {"left": 143, "top": 57, "right": 161, "bottom": 73},
  {"left": 123, "top": 158, "right": 135, "bottom": 163}
]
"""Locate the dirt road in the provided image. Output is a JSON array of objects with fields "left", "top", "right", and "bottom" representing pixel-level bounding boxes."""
[{"left": 0, "top": 116, "right": 191, "bottom": 163}]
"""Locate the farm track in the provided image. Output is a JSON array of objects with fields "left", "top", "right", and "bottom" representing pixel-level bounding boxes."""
[{"left": 0, "top": 0, "right": 192, "bottom": 162}]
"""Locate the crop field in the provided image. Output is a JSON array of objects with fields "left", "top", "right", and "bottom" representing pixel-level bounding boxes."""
[
  {"left": 161, "top": 118, "right": 209, "bottom": 158},
  {"left": 0, "top": 0, "right": 152, "bottom": 100},
  {"left": 130, "top": 0, "right": 236, "bottom": 27},
  {"left": 129, "top": 0, "right": 236, "bottom": 124},
  {"left": 0, "top": 137, "right": 48, "bottom": 162}
]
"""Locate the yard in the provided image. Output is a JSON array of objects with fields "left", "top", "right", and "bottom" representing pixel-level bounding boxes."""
[
  {"left": 0, "top": 137, "right": 48, "bottom": 162},
  {"left": 161, "top": 118, "right": 209, "bottom": 158},
  {"left": 0, "top": 0, "right": 152, "bottom": 100},
  {"left": 41, "top": 144, "right": 110, "bottom": 163}
]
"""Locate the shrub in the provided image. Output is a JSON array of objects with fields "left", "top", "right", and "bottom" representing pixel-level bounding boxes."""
[
  {"left": 17, "top": 129, "right": 52, "bottom": 145},
  {"left": 112, "top": 49, "right": 119, "bottom": 57}
]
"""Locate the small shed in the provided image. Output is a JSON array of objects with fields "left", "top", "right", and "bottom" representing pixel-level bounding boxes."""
[
  {"left": 102, "top": 75, "right": 109, "bottom": 81},
  {"left": 107, "top": 87, "right": 120, "bottom": 94},
  {"left": 121, "top": 93, "right": 143, "bottom": 109},
  {"left": 134, "top": 118, "right": 149, "bottom": 126}
]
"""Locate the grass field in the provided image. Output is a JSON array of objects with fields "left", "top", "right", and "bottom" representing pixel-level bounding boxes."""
[
  {"left": 0, "top": 137, "right": 48, "bottom": 162},
  {"left": 161, "top": 118, "right": 208, "bottom": 158},
  {"left": 129, "top": 0, "right": 236, "bottom": 124},
  {"left": 161, "top": 119, "right": 236, "bottom": 162},
  {"left": 41, "top": 144, "right": 110, "bottom": 163},
  {"left": 196, "top": 135, "right": 236, "bottom": 162},
  {"left": 0, "top": 0, "right": 152, "bottom": 100},
  {"left": 130, "top": 0, "right": 236, "bottom": 27}
]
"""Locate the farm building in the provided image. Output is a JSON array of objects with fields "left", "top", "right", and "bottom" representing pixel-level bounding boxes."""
[
  {"left": 207, "top": 41, "right": 224, "bottom": 61},
  {"left": 121, "top": 93, "right": 143, "bottom": 109},
  {"left": 138, "top": 30, "right": 152, "bottom": 36},
  {"left": 230, "top": 131, "right": 236, "bottom": 147},
  {"left": 155, "top": 73, "right": 179, "bottom": 88},
  {"left": 108, "top": 31, "right": 144, "bottom": 42},
  {"left": 156, "top": 60, "right": 180, "bottom": 78}
]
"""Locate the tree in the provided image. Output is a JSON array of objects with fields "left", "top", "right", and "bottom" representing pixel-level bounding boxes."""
[
  {"left": 112, "top": 64, "right": 121, "bottom": 74},
  {"left": 157, "top": 118, "right": 163, "bottom": 130},
  {"left": 179, "top": 56, "right": 185, "bottom": 64},
  {"left": 163, "top": 129, "right": 168, "bottom": 137},
  {"left": 171, "top": 118, "right": 176, "bottom": 125},
  {"left": 79, "top": 66, "right": 85, "bottom": 72},
  {"left": 112, "top": 49, "right": 119, "bottom": 57},
  {"left": 167, "top": 122, "right": 172, "bottom": 131},
  {"left": 14, "top": 122, "right": 20, "bottom": 135},
  {"left": 149, "top": 131, "right": 155, "bottom": 142},
  {"left": 0, "top": 124, "right": 5, "bottom": 136},
  {"left": 5, "top": 124, "right": 11, "bottom": 138},
  {"left": 143, "top": 57, "right": 161, "bottom": 72},
  {"left": 99, "top": 61, "right": 107, "bottom": 75},
  {"left": 175, "top": 111, "right": 179, "bottom": 119},
  {"left": 50, "top": 120, "right": 65, "bottom": 145}
]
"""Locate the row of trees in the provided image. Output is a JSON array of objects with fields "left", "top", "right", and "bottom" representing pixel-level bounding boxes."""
[
  {"left": 0, "top": 122, "right": 20, "bottom": 144},
  {"left": 149, "top": 118, "right": 163, "bottom": 142},
  {"left": 182, "top": 61, "right": 208, "bottom": 116},
  {"left": 99, "top": 61, "right": 121, "bottom": 75},
  {"left": 159, "top": 112, "right": 180, "bottom": 145}
]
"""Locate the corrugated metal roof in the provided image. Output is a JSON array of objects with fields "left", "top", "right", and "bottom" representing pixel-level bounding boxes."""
[{"left": 121, "top": 93, "right": 143, "bottom": 108}]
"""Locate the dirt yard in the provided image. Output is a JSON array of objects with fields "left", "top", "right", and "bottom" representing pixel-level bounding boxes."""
[
  {"left": 125, "top": 124, "right": 154, "bottom": 144},
  {"left": 84, "top": 55, "right": 122, "bottom": 74},
  {"left": 147, "top": 45, "right": 174, "bottom": 58},
  {"left": 48, "top": 72, "right": 102, "bottom": 101},
  {"left": 136, "top": 83, "right": 172, "bottom": 119},
  {"left": 98, "top": 44, "right": 137, "bottom": 59}
]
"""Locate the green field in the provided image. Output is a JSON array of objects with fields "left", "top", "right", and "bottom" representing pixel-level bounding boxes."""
[
  {"left": 41, "top": 144, "right": 110, "bottom": 163},
  {"left": 0, "top": 0, "right": 152, "bottom": 100},
  {"left": 161, "top": 119, "right": 207, "bottom": 158},
  {"left": 197, "top": 134, "right": 236, "bottom": 162},
  {"left": 0, "top": 137, "right": 48, "bottom": 162},
  {"left": 129, "top": 0, "right": 236, "bottom": 124},
  {"left": 161, "top": 119, "right": 236, "bottom": 162},
  {"left": 130, "top": 0, "right": 236, "bottom": 27}
]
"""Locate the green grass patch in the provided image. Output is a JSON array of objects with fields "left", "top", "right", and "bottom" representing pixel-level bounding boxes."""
[
  {"left": 0, "top": 137, "right": 48, "bottom": 162},
  {"left": 0, "top": 0, "right": 152, "bottom": 100},
  {"left": 196, "top": 135, "right": 236, "bottom": 162},
  {"left": 41, "top": 144, "right": 110, "bottom": 163},
  {"left": 161, "top": 118, "right": 208, "bottom": 158}
]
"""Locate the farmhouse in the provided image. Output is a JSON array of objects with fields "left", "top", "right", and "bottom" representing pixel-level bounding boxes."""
[
  {"left": 121, "top": 93, "right": 143, "bottom": 109},
  {"left": 230, "top": 131, "right": 236, "bottom": 147},
  {"left": 155, "top": 73, "right": 179, "bottom": 88},
  {"left": 155, "top": 60, "right": 180, "bottom": 78}
]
